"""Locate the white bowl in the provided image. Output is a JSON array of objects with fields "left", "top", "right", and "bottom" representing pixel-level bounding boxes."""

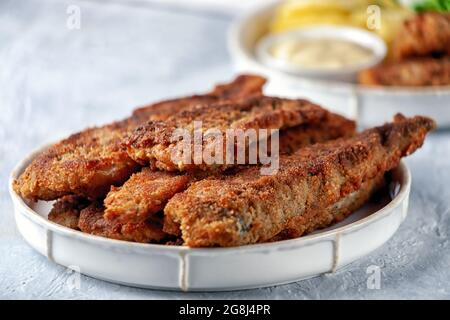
[
  {"left": 9, "top": 144, "right": 411, "bottom": 291},
  {"left": 256, "top": 26, "right": 387, "bottom": 82},
  {"left": 228, "top": 0, "right": 450, "bottom": 128}
]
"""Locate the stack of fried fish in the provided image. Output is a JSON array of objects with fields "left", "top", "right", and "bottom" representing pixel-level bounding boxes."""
[
  {"left": 14, "top": 75, "right": 435, "bottom": 247},
  {"left": 359, "top": 11, "right": 450, "bottom": 86}
]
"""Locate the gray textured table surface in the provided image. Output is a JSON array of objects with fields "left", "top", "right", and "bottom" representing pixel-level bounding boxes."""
[{"left": 1, "top": 0, "right": 449, "bottom": 299}]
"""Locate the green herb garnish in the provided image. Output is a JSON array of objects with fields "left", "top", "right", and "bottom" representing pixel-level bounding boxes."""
[{"left": 414, "top": 0, "right": 450, "bottom": 12}]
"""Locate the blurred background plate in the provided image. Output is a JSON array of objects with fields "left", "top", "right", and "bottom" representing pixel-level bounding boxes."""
[{"left": 228, "top": 0, "right": 450, "bottom": 128}]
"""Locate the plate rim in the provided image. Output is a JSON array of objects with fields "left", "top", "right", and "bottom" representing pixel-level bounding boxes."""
[{"left": 9, "top": 142, "right": 412, "bottom": 255}]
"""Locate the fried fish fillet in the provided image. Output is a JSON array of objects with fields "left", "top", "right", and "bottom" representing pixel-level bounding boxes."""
[
  {"left": 48, "top": 195, "right": 90, "bottom": 230},
  {"left": 163, "top": 115, "right": 435, "bottom": 247},
  {"left": 78, "top": 202, "right": 168, "bottom": 243},
  {"left": 48, "top": 196, "right": 170, "bottom": 243},
  {"left": 269, "top": 173, "right": 385, "bottom": 241},
  {"left": 126, "top": 96, "right": 331, "bottom": 172},
  {"left": 392, "top": 12, "right": 450, "bottom": 61},
  {"left": 278, "top": 112, "right": 356, "bottom": 154},
  {"left": 14, "top": 119, "right": 141, "bottom": 201},
  {"left": 14, "top": 75, "right": 266, "bottom": 201},
  {"left": 104, "top": 112, "right": 355, "bottom": 225},
  {"left": 132, "top": 74, "right": 266, "bottom": 120},
  {"left": 103, "top": 169, "right": 191, "bottom": 224},
  {"left": 359, "top": 57, "right": 450, "bottom": 86}
]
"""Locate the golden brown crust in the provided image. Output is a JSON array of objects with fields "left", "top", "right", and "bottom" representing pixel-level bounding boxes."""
[
  {"left": 14, "top": 119, "right": 141, "bottom": 201},
  {"left": 126, "top": 96, "right": 330, "bottom": 171},
  {"left": 49, "top": 195, "right": 175, "bottom": 244},
  {"left": 210, "top": 74, "right": 266, "bottom": 99},
  {"left": 48, "top": 195, "right": 90, "bottom": 230},
  {"left": 78, "top": 202, "right": 168, "bottom": 243},
  {"left": 14, "top": 75, "right": 267, "bottom": 201},
  {"left": 278, "top": 112, "right": 356, "bottom": 154},
  {"left": 164, "top": 115, "right": 436, "bottom": 247},
  {"left": 105, "top": 112, "right": 354, "bottom": 229},
  {"left": 392, "top": 12, "right": 450, "bottom": 61},
  {"left": 359, "top": 57, "right": 450, "bottom": 86},
  {"left": 104, "top": 168, "right": 191, "bottom": 224},
  {"left": 270, "top": 173, "right": 385, "bottom": 241},
  {"left": 132, "top": 74, "right": 266, "bottom": 120}
]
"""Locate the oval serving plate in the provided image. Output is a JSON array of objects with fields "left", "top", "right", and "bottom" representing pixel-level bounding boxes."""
[
  {"left": 9, "top": 144, "right": 411, "bottom": 291},
  {"left": 228, "top": 0, "right": 450, "bottom": 128}
]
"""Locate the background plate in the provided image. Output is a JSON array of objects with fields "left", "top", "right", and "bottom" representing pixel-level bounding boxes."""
[{"left": 228, "top": 0, "right": 450, "bottom": 128}]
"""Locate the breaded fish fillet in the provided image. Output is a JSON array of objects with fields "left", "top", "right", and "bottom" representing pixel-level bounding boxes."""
[
  {"left": 14, "top": 75, "right": 266, "bottom": 201},
  {"left": 14, "top": 119, "right": 141, "bottom": 201},
  {"left": 270, "top": 173, "right": 385, "bottom": 241},
  {"left": 392, "top": 12, "right": 450, "bottom": 61},
  {"left": 104, "top": 169, "right": 191, "bottom": 224},
  {"left": 104, "top": 112, "right": 355, "bottom": 225},
  {"left": 359, "top": 57, "right": 450, "bottom": 86},
  {"left": 78, "top": 202, "right": 168, "bottom": 243},
  {"left": 164, "top": 115, "right": 435, "bottom": 247},
  {"left": 132, "top": 74, "right": 266, "bottom": 120},
  {"left": 48, "top": 196, "right": 169, "bottom": 243},
  {"left": 126, "top": 96, "right": 330, "bottom": 172},
  {"left": 48, "top": 195, "right": 90, "bottom": 230},
  {"left": 278, "top": 112, "right": 356, "bottom": 154}
]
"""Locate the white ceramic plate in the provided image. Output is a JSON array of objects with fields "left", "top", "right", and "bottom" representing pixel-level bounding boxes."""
[
  {"left": 9, "top": 145, "right": 411, "bottom": 291},
  {"left": 228, "top": 0, "right": 450, "bottom": 128}
]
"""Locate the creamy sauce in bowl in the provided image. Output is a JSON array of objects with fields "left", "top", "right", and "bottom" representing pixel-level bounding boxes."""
[
  {"left": 270, "top": 38, "right": 374, "bottom": 70},
  {"left": 255, "top": 26, "right": 387, "bottom": 82}
]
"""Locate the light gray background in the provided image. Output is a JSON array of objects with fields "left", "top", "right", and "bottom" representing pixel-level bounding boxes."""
[{"left": 1, "top": 0, "right": 449, "bottom": 299}]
